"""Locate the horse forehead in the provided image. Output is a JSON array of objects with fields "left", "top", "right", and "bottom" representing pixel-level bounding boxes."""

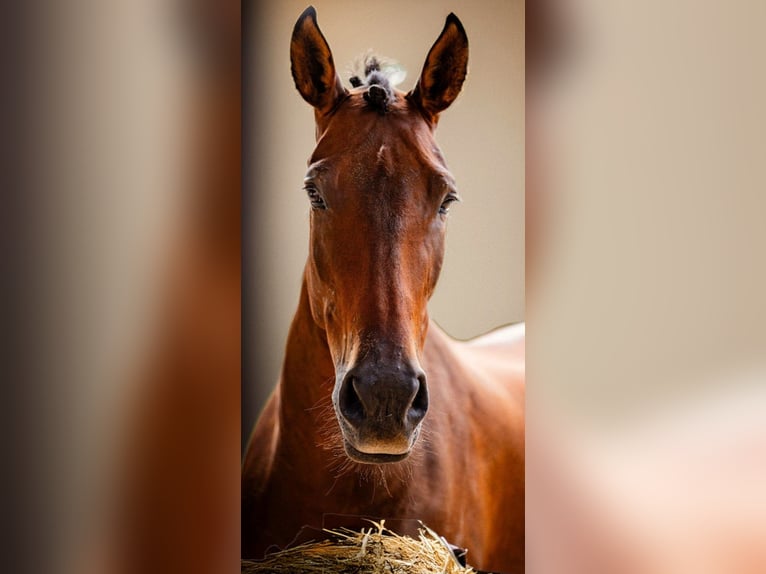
[
  {"left": 314, "top": 97, "right": 437, "bottom": 163},
  {"left": 344, "top": 143, "right": 424, "bottom": 199},
  {"left": 333, "top": 129, "right": 439, "bottom": 190}
]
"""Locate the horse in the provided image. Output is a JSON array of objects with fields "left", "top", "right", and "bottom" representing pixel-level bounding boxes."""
[{"left": 242, "top": 7, "right": 525, "bottom": 572}]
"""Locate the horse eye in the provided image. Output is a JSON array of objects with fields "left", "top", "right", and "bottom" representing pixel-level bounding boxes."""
[
  {"left": 439, "top": 193, "right": 459, "bottom": 215},
  {"left": 305, "top": 185, "right": 326, "bottom": 210}
]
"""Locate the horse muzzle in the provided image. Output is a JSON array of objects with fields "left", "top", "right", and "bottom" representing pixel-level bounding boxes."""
[{"left": 334, "top": 361, "right": 428, "bottom": 463}]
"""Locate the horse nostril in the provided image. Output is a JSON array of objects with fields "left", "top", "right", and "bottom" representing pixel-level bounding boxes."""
[
  {"left": 408, "top": 372, "right": 429, "bottom": 424},
  {"left": 340, "top": 367, "right": 428, "bottom": 429},
  {"left": 339, "top": 375, "right": 365, "bottom": 423}
]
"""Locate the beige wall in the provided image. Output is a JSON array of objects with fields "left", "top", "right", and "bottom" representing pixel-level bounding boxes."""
[{"left": 244, "top": 0, "right": 525, "bottom": 421}]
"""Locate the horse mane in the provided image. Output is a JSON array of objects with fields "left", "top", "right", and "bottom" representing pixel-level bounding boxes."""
[{"left": 348, "top": 52, "right": 405, "bottom": 114}]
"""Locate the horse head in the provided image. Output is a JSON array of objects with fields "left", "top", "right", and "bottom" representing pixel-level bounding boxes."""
[{"left": 290, "top": 6, "right": 468, "bottom": 464}]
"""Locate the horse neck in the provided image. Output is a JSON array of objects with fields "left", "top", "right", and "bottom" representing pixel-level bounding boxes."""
[{"left": 276, "top": 272, "right": 336, "bottom": 458}]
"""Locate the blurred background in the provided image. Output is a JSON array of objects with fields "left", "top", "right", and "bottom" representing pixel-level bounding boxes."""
[
  {"left": 243, "top": 0, "right": 525, "bottom": 442},
  {"left": 527, "top": 0, "right": 766, "bottom": 571},
  {"left": 5, "top": 0, "right": 766, "bottom": 573}
]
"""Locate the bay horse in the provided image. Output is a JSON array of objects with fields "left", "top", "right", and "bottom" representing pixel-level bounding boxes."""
[{"left": 242, "top": 7, "right": 524, "bottom": 572}]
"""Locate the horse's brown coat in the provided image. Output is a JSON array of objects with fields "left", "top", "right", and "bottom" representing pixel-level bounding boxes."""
[{"left": 242, "top": 7, "right": 524, "bottom": 572}]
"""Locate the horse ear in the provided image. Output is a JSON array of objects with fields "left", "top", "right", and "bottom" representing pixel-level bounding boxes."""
[
  {"left": 290, "top": 6, "right": 346, "bottom": 115},
  {"left": 409, "top": 13, "right": 469, "bottom": 121}
]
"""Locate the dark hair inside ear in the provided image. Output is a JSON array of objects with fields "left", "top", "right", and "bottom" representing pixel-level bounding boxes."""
[
  {"left": 408, "top": 13, "right": 469, "bottom": 120},
  {"left": 290, "top": 6, "right": 345, "bottom": 113}
]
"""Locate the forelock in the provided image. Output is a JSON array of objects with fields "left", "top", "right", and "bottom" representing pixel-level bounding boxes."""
[{"left": 348, "top": 53, "right": 406, "bottom": 114}]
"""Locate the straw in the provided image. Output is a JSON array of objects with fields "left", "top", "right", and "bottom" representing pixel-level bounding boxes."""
[{"left": 241, "top": 520, "right": 474, "bottom": 574}]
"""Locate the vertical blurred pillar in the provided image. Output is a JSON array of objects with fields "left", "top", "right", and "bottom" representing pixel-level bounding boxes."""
[
  {"left": 8, "top": 1, "right": 242, "bottom": 572},
  {"left": 113, "top": 2, "right": 241, "bottom": 573},
  {"left": 527, "top": 0, "right": 766, "bottom": 571}
]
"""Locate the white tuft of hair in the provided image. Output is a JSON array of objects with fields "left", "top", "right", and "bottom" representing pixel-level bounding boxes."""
[{"left": 347, "top": 50, "right": 407, "bottom": 88}]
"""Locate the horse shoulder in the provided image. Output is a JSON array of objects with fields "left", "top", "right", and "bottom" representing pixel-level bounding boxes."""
[
  {"left": 242, "top": 390, "right": 280, "bottom": 502},
  {"left": 423, "top": 321, "right": 524, "bottom": 416},
  {"left": 242, "top": 390, "right": 287, "bottom": 557},
  {"left": 462, "top": 328, "right": 525, "bottom": 571},
  {"left": 422, "top": 323, "right": 525, "bottom": 479},
  {"left": 467, "top": 322, "right": 526, "bottom": 349},
  {"left": 430, "top": 322, "right": 525, "bottom": 404},
  {"left": 464, "top": 322, "right": 524, "bottom": 392},
  {"left": 422, "top": 324, "right": 525, "bottom": 570}
]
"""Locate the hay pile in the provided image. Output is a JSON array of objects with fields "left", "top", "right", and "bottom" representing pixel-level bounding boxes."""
[{"left": 241, "top": 521, "right": 474, "bottom": 574}]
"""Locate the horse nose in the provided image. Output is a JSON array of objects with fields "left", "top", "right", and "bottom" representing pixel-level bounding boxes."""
[{"left": 338, "top": 364, "right": 429, "bottom": 430}]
